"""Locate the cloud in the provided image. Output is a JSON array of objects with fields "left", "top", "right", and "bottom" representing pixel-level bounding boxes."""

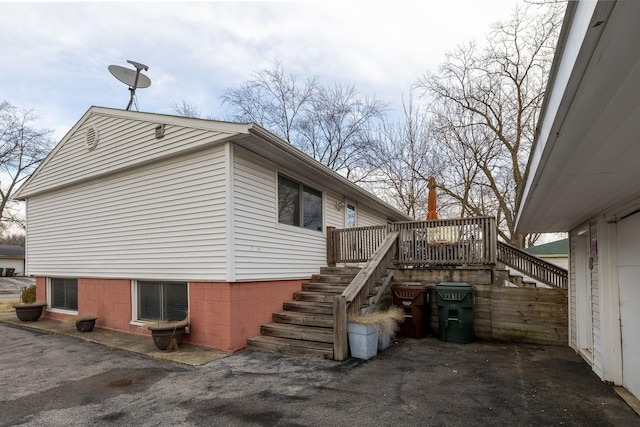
[{"left": 0, "top": 1, "right": 521, "bottom": 138}]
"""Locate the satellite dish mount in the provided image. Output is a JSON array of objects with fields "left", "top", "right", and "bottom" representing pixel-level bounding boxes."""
[{"left": 108, "top": 60, "right": 152, "bottom": 111}]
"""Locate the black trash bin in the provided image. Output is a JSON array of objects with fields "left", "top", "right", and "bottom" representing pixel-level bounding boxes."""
[
  {"left": 435, "top": 282, "right": 474, "bottom": 343},
  {"left": 392, "top": 283, "right": 431, "bottom": 338}
]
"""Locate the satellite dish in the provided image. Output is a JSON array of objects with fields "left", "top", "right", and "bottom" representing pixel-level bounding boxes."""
[{"left": 108, "top": 60, "right": 151, "bottom": 111}]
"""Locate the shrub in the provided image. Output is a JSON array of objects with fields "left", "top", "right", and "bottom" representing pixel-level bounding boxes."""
[{"left": 21, "top": 285, "right": 36, "bottom": 304}]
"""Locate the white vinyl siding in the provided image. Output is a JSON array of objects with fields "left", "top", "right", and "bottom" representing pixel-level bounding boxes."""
[
  {"left": 357, "top": 204, "right": 388, "bottom": 227},
  {"left": 20, "top": 113, "right": 235, "bottom": 197},
  {"left": 569, "top": 231, "right": 577, "bottom": 349},
  {"left": 616, "top": 212, "right": 640, "bottom": 397},
  {"left": 25, "top": 146, "right": 227, "bottom": 281},
  {"left": 232, "top": 148, "right": 326, "bottom": 281},
  {"left": 324, "top": 191, "right": 345, "bottom": 228}
]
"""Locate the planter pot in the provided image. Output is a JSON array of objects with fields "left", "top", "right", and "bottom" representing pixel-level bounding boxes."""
[
  {"left": 13, "top": 303, "right": 46, "bottom": 322},
  {"left": 347, "top": 322, "right": 378, "bottom": 360},
  {"left": 378, "top": 330, "right": 391, "bottom": 351},
  {"left": 150, "top": 324, "right": 188, "bottom": 351},
  {"left": 76, "top": 318, "right": 97, "bottom": 332}
]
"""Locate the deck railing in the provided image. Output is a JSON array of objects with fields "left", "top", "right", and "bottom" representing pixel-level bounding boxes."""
[
  {"left": 328, "top": 217, "right": 497, "bottom": 267},
  {"left": 497, "top": 241, "right": 568, "bottom": 289},
  {"left": 391, "top": 217, "right": 496, "bottom": 266},
  {"left": 327, "top": 225, "right": 389, "bottom": 265},
  {"left": 333, "top": 231, "right": 399, "bottom": 361}
]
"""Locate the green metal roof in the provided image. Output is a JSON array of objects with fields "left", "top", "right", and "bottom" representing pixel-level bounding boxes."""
[{"left": 523, "top": 239, "right": 568, "bottom": 256}]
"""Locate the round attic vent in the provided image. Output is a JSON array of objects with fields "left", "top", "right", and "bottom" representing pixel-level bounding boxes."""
[{"left": 85, "top": 126, "right": 99, "bottom": 151}]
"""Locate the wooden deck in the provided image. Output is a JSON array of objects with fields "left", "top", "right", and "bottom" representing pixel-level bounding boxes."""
[{"left": 249, "top": 217, "right": 569, "bottom": 360}]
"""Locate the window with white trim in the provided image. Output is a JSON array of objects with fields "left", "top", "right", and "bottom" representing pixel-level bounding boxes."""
[
  {"left": 50, "top": 278, "right": 78, "bottom": 311},
  {"left": 278, "top": 174, "right": 323, "bottom": 231},
  {"left": 137, "top": 281, "right": 188, "bottom": 322},
  {"left": 346, "top": 203, "right": 357, "bottom": 228}
]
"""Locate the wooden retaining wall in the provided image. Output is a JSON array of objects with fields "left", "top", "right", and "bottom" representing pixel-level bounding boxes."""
[{"left": 393, "top": 268, "right": 568, "bottom": 346}]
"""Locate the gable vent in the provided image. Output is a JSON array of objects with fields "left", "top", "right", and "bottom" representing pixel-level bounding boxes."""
[{"left": 85, "top": 126, "right": 99, "bottom": 151}]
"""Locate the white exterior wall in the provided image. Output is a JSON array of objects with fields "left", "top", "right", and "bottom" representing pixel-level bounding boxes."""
[
  {"left": 25, "top": 146, "right": 228, "bottom": 281},
  {"left": 570, "top": 216, "right": 626, "bottom": 389},
  {"left": 357, "top": 204, "right": 389, "bottom": 227},
  {"left": 232, "top": 147, "right": 328, "bottom": 281},
  {"left": 21, "top": 112, "right": 234, "bottom": 197},
  {"left": 616, "top": 212, "right": 640, "bottom": 397},
  {"left": 324, "top": 190, "right": 345, "bottom": 229}
]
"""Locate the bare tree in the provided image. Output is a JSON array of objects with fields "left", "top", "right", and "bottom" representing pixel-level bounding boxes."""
[
  {"left": 0, "top": 101, "right": 54, "bottom": 231},
  {"left": 170, "top": 99, "right": 201, "bottom": 118},
  {"left": 364, "top": 89, "right": 440, "bottom": 218},
  {"left": 297, "top": 83, "right": 387, "bottom": 182},
  {"left": 221, "top": 61, "right": 318, "bottom": 144},
  {"left": 417, "top": 3, "right": 564, "bottom": 247},
  {"left": 221, "top": 62, "right": 386, "bottom": 182}
]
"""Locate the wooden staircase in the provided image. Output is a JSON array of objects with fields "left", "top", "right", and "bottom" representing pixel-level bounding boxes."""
[
  {"left": 494, "top": 265, "right": 538, "bottom": 288},
  {"left": 496, "top": 241, "right": 568, "bottom": 289},
  {"left": 246, "top": 266, "right": 360, "bottom": 359}
]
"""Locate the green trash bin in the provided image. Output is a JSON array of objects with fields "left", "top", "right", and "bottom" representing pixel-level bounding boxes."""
[{"left": 435, "top": 282, "right": 474, "bottom": 344}]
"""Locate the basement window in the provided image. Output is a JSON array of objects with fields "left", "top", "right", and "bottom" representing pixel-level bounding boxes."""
[
  {"left": 278, "top": 174, "right": 323, "bottom": 231},
  {"left": 50, "top": 278, "right": 78, "bottom": 311},
  {"left": 137, "top": 281, "right": 188, "bottom": 322}
]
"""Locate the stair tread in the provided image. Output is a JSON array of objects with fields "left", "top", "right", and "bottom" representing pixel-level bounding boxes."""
[
  {"left": 283, "top": 300, "right": 333, "bottom": 314},
  {"left": 274, "top": 310, "right": 333, "bottom": 319},
  {"left": 262, "top": 322, "right": 333, "bottom": 333},
  {"left": 293, "top": 291, "right": 336, "bottom": 302},
  {"left": 274, "top": 311, "right": 334, "bottom": 327},
  {"left": 248, "top": 335, "right": 333, "bottom": 350},
  {"left": 247, "top": 336, "right": 334, "bottom": 359},
  {"left": 261, "top": 323, "right": 334, "bottom": 343},
  {"left": 285, "top": 300, "right": 332, "bottom": 307}
]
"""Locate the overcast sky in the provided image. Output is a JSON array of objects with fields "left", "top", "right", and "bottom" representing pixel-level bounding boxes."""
[{"left": 1, "top": 1, "right": 522, "bottom": 141}]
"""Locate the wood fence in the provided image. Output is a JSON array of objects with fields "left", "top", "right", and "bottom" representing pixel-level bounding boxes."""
[{"left": 393, "top": 269, "right": 568, "bottom": 346}]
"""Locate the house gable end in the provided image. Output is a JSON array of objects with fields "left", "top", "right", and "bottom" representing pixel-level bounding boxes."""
[{"left": 15, "top": 107, "right": 246, "bottom": 199}]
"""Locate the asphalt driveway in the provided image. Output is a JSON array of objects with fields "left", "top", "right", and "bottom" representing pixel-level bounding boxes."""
[{"left": 1, "top": 323, "right": 637, "bottom": 426}]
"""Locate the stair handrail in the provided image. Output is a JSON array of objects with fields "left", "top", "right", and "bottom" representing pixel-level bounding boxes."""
[
  {"left": 497, "top": 241, "right": 568, "bottom": 289},
  {"left": 333, "top": 230, "right": 399, "bottom": 361}
]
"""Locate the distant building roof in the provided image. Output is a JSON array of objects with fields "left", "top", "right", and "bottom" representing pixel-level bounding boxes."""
[
  {"left": 0, "top": 245, "right": 25, "bottom": 258},
  {"left": 523, "top": 239, "right": 568, "bottom": 256}
]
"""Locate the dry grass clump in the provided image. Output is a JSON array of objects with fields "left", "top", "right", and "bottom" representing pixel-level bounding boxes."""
[
  {"left": 0, "top": 300, "right": 19, "bottom": 312},
  {"left": 143, "top": 315, "right": 190, "bottom": 330},
  {"left": 348, "top": 306, "right": 404, "bottom": 338}
]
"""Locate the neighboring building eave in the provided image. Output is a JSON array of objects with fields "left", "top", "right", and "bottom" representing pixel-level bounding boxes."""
[{"left": 516, "top": 0, "right": 627, "bottom": 233}]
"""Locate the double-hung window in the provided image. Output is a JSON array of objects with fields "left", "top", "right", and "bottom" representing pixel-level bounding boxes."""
[
  {"left": 50, "top": 278, "right": 78, "bottom": 311},
  {"left": 278, "top": 174, "right": 323, "bottom": 231},
  {"left": 137, "top": 281, "right": 188, "bottom": 322}
]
